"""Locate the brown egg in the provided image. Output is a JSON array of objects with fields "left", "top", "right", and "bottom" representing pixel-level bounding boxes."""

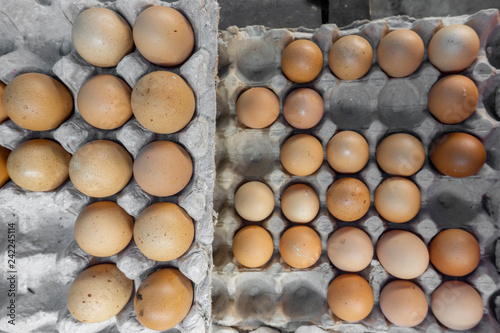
[
  {"left": 69, "top": 140, "right": 132, "bottom": 198},
  {"left": 428, "top": 75, "right": 478, "bottom": 124},
  {"left": 74, "top": 201, "right": 133, "bottom": 257},
  {"left": 131, "top": 71, "right": 195, "bottom": 134},
  {"left": 327, "top": 227, "right": 373, "bottom": 272},
  {"left": 279, "top": 225, "right": 321, "bottom": 269},
  {"left": 72, "top": 8, "right": 133, "bottom": 67},
  {"left": 232, "top": 225, "right": 274, "bottom": 268},
  {"left": 429, "top": 132, "right": 486, "bottom": 178},
  {"left": 280, "top": 134, "right": 324, "bottom": 176},
  {"left": 3, "top": 73, "right": 73, "bottom": 131},
  {"left": 326, "top": 177, "right": 370, "bottom": 222},
  {"left": 377, "top": 29, "right": 424, "bottom": 78},
  {"left": 134, "top": 202, "right": 194, "bottom": 261},
  {"left": 329, "top": 35, "right": 373, "bottom": 81},
  {"left": 234, "top": 181, "right": 275, "bottom": 222},
  {"left": 7, "top": 139, "right": 71, "bottom": 192},
  {"left": 376, "top": 133, "right": 425, "bottom": 176},
  {"left": 428, "top": 24, "right": 480, "bottom": 73},
  {"left": 379, "top": 280, "right": 428, "bottom": 327},
  {"left": 326, "top": 131, "right": 369, "bottom": 174},
  {"left": 281, "top": 39, "right": 323, "bottom": 83},
  {"left": 281, "top": 183, "right": 319, "bottom": 223},
  {"left": 0, "top": 81, "right": 7, "bottom": 123},
  {"left": 283, "top": 88, "right": 324, "bottom": 129},
  {"left": 67, "top": 263, "right": 133, "bottom": 323},
  {"left": 374, "top": 177, "right": 421, "bottom": 223},
  {"left": 77, "top": 74, "right": 132, "bottom": 130},
  {"left": 327, "top": 274, "right": 374, "bottom": 322},
  {"left": 134, "top": 268, "right": 193, "bottom": 331},
  {"left": 431, "top": 281, "right": 483, "bottom": 331},
  {"left": 0, "top": 146, "right": 10, "bottom": 187},
  {"left": 429, "top": 229, "right": 480, "bottom": 276},
  {"left": 133, "top": 141, "right": 193, "bottom": 197},
  {"left": 376, "top": 230, "right": 429, "bottom": 279},
  {"left": 235, "top": 87, "right": 280, "bottom": 129},
  {"left": 133, "top": 6, "right": 194, "bottom": 66}
]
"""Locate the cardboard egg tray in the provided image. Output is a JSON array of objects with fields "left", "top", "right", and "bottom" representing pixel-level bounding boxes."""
[{"left": 213, "top": 9, "right": 500, "bottom": 333}]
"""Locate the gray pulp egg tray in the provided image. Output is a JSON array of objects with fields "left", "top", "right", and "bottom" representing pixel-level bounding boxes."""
[{"left": 213, "top": 8, "right": 500, "bottom": 333}]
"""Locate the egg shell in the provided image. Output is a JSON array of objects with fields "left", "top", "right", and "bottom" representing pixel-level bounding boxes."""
[
  {"left": 133, "top": 140, "right": 193, "bottom": 197},
  {"left": 69, "top": 140, "right": 133, "bottom": 198},
  {"left": 281, "top": 183, "right": 320, "bottom": 223},
  {"left": 234, "top": 181, "right": 275, "bottom": 222},
  {"left": 232, "top": 225, "right": 274, "bottom": 268},
  {"left": 377, "top": 29, "right": 424, "bottom": 78},
  {"left": 376, "top": 133, "right": 425, "bottom": 176},
  {"left": 279, "top": 225, "right": 321, "bottom": 269},
  {"left": 281, "top": 39, "right": 323, "bottom": 83},
  {"left": 134, "top": 268, "right": 193, "bottom": 331},
  {"left": 326, "top": 177, "right": 370, "bottom": 222},
  {"left": 326, "top": 130, "right": 369, "bottom": 174},
  {"left": 72, "top": 7, "right": 133, "bottom": 67},
  {"left": 280, "top": 134, "right": 324, "bottom": 176},
  {"left": 0, "top": 146, "right": 10, "bottom": 187},
  {"left": 327, "top": 227, "right": 373, "bottom": 272},
  {"left": 3, "top": 73, "right": 73, "bottom": 131},
  {"left": 379, "top": 280, "right": 428, "bottom": 327},
  {"left": 374, "top": 177, "right": 421, "bottom": 223},
  {"left": 328, "top": 35, "right": 373, "bottom": 81},
  {"left": 327, "top": 273, "right": 374, "bottom": 322},
  {"left": 0, "top": 81, "right": 7, "bottom": 123},
  {"left": 235, "top": 87, "right": 280, "bottom": 129},
  {"left": 133, "top": 6, "right": 194, "bottom": 67},
  {"left": 131, "top": 71, "right": 195, "bottom": 134},
  {"left": 67, "top": 263, "right": 133, "bottom": 323},
  {"left": 7, "top": 139, "right": 71, "bottom": 192},
  {"left": 283, "top": 88, "right": 324, "bottom": 129}
]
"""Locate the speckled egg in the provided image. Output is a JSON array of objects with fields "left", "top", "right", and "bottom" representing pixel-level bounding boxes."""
[
  {"left": 326, "top": 177, "right": 370, "bottom": 222},
  {"left": 281, "top": 39, "right": 323, "bottom": 83},
  {"left": 329, "top": 35, "right": 373, "bottom": 80}
]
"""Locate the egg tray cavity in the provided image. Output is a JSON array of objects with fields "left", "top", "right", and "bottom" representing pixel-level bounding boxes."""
[{"left": 214, "top": 9, "right": 500, "bottom": 333}]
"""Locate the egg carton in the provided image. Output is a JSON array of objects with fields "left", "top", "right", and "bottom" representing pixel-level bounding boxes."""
[
  {"left": 0, "top": 0, "right": 218, "bottom": 332},
  {"left": 213, "top": 9, "right": 500, "bottom": 333}
]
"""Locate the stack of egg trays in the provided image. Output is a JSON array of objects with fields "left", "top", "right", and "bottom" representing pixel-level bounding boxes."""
[
  {"left": 213, "top": 9, "right": 500, "bottom": 332},
  {"left": 0, "top": 0, "right": 218, "bottom": 332}
]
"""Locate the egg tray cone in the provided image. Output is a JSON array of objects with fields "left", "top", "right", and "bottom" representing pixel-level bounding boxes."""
[{"left": 214, "top": 9, "right": 500, "bottom": 333}]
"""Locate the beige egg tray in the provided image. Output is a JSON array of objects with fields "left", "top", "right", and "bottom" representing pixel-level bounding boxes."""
[{"left": 213, "top": 9, "right": 500, "bottom": 333}]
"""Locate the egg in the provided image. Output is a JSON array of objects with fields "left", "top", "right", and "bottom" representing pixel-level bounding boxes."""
[
  {"left": 428, "top": 24, "right": 480, "bottom": 73},
  {"left": 326, "top": 131, "right": 369, "bottom": 174},
  {"left": 376, "top": 230, "right": 429, "bottom": 279},
  {"left": 376, "top": 133, "right": 425, "bottom": 176},
  {"left": 235, "top": 87, "right": 280, "bottom": 129},
  {"left": 131, "top": 71, "right": 195, "bottom": 134},
  {"left": 429, "top": 132, "right": 486, "bottom": 178},
  {"left": 281, "top": 183, "right": 319, "bottom": 223},
  {"left": 377, "top": 29, "right": 424, "bottom": 78},
  {"left": 133, "top": 141, "right": 193, "bottom": 197},
  {"left": 232, "top": 225, "right": 274, "bottom": 268},
  {"left": 374, "top": 177, "right": 421, "bottom": 223},
  {"left": 234, "top": 181, "right": 275, "bottom": 222},
  {"left": 0, "top": 81, "right": 7, "bottom": 123},
  {"left": 74, "top": 201, "right": 133, "bottom": 257},
  {"left": 279, "top": 225, "right": 321, "bottom": 269},
  {"left": 327, "top": 227, "right": 373, "bottom": 272},
  {"left": 428, "top": 75, "right": 478, "bottom": 124},
  {"left": 134, "top": 268, "right": 193, "bottom": 331},
  {"left": 67, "top": 263, "right": 133, "bottom": 323},
  {"left": 77, "top": 74, "right": 132, "bottom": 130},
  {"left": 379, "top": 280, "right": 428, "bottom": 327},
  {"left": 283, "top": 88, "right": 324, "bottom": 129},
  {"left": 280, "top": 134, "right": 324, "bottom": 176},
  {"left": 72, "top": 7, "right": 133, "bottom": 67},
  {"left": 69, "top": 140, "right": 133, "bottom": 198},
  {"left": 431, "top": 281, "right": 483, "bottom": 331},
  {"left": 328, "top": 35, "right": 373, "bottom": 80},
  {"left": 429, "top": 229, "right": 480, "bottom": 276},
  {"left": 134, "top": 202, "right": 194, "bottom": 261},
  {"left": 7, "top": 139, "right": 71, "bottom": 192},
  {"left": 0, "top": 146, "right": 10, "bottom": 187},
  {"left": 3, "top": 73, "right": 73, "bottom": 131},
  {"left": 326, "top": 177, "right": 370, "bottom": 222},
  {"left": 327, "top": 274, "right": 374, "bottom": 322},
  {"left": 281, "top": 39, "right": 323, "bottom": 83}
]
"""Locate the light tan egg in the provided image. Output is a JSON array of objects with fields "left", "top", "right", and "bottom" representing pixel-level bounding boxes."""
[
  {"left": 326, "top": 177, "right": 370, "bottom": 222},
  {"left": 133, "top": 141, "right": 193, "bottom": 197},
  {"left": 7, "top": 139, "right": 71, "bottom": 192},
  {"left": 77, "top": 74, "right": 132, "bottom": 130},
  {"left": 279, "top": 225, "right": 321, "bottom": 269},
  {"left": 0, "top": 81, "right": 7, "bottom": 123},
  {"left": 376, "top": 133, "right": 425, "bottom": 176},
  {"left": 326, "top": 131, "right": 369, "bottom": 174},
  {"left": 280, "top": 134, "right": 324, "bottom": 176},
  {"left": 67, "top": 263, "right": 133, "bottom": 323},
  {"left": 3, "top": 73, "right": 73, "bottom": 131},
  {"left": 235, "top": 87, "right": 280, "bottom": 129},
  {"left": 232, "top": 225, "right": 274, "bottom": 268},
  {"left": 329, "top": 35, "right": 373, "bottom": 80},
  {"left": 69, "top": 140, "right": 132, "bottom": 198},
  {"left": 281, "top": 183, "right": 319, "bottom": 223},
  {"left": 281, "top": 39, "right": 323, "bottom": 83},
  {"left": 327, "top": 227, "right": 373, "bottom": 272},
  {"left": 134, "top": 202, "right": 194, "bottom": 261},
  {"left": 377, "top": 29, "right": 424, "bottom": 78},
  {"left": 234, "top": 181, "right": 275, "bottom": 222},
  {"left": 133, "top": 6, "right": 194, "bottom": 66},
  {"left": 74, "top": 201, "right": 133, "bottom": 257},
  {"left": 0, "top": 146, "right": 10, "bottom": 188},
  {"left": 374, "top": 177, "right": 421, "bottom": 223},
  {"left": 379, "top": 280, "right": 428, "bottom": 327},
  {"left": 283, "top": 88, "right": 324, "bottom": 129},
  {"left": 327, "top": 274, "right": 374, "bottom": 321},
  {"left": 131, "top": 71, "right": 195, "bottom": 134}
]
